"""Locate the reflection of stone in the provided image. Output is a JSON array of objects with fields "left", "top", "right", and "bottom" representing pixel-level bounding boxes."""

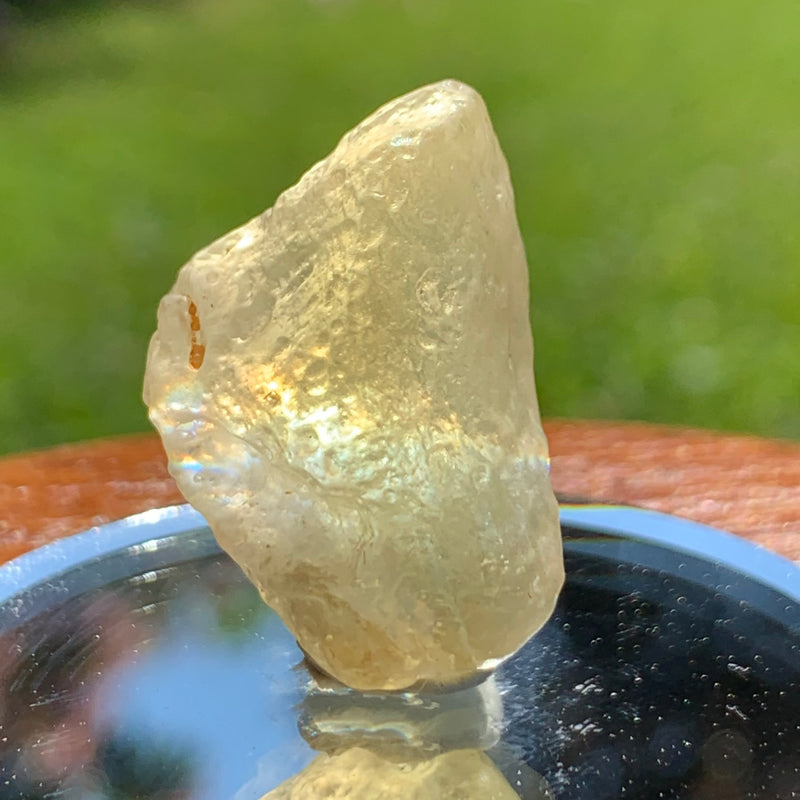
[
  {"left": 259, "top": 747, "right": 520, "bottom": 799},
  {"left": 271, "top": 658, "right": 555, "bottom": 798},
  {"left": 144, "top": 79, "right": 563, "bottom": 691},
  {"left": 299, "top": 672, "right": 503, "bottom": 759}
]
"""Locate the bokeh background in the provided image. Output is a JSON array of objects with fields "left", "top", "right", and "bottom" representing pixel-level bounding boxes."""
[{"left": 1, "top": 0, "right": 798, "bottom": 456}]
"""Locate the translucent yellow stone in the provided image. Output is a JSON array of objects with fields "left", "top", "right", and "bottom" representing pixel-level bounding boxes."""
[
  {"left": 143, "top": 79, "right": 564, "bottom": 691},
  {"left": 259, "top": 748, "right": 522, "bottom": 800}
]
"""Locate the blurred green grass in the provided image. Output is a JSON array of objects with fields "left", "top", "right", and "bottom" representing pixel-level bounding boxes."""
[{"left": 0, "top": 0, "right": 798, "bottom": 455}]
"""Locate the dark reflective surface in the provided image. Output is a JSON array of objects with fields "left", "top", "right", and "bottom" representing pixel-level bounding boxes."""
[
  {"left": 0, "top": 512, "right": 798, "bottom": 799},
  {"left": 503, "top": 544, "right": 800, "bottom": 799}
]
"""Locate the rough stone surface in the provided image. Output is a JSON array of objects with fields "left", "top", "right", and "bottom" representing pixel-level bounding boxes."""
[
  {"left": 144, "top": 79, "right": 564, "bottom": 691},
  {"left": 259, "top": 748, "right": 521, "bottom": 800}
]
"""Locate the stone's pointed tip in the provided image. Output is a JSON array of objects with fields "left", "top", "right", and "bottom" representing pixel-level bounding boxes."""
[
  {"left": 400, "top": 77, "right": 482, "bottom": 104},
  {"left": 376, "top": 77, "right": 479, "bottom": 105},
  {"left": 345, "top": 78, "right": 490, "bottom": 151},
  {"left": 144, "top": 79, "right": 564, "bottom": 692},
  {"left": 428, "top": 78, "right": 486, "bottom": 110}
]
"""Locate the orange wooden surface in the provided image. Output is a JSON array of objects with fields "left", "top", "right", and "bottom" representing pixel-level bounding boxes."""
[{"left": 0, "top": 420, "right": 798, "bottom": 566}]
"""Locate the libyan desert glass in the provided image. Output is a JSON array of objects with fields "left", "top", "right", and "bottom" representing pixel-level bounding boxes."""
[
  {"left": 0, "top": 506, "right": 798, "bottom": 800},
  {"left": 143, "top": 80, "right": 563, "bottom": 691}
]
